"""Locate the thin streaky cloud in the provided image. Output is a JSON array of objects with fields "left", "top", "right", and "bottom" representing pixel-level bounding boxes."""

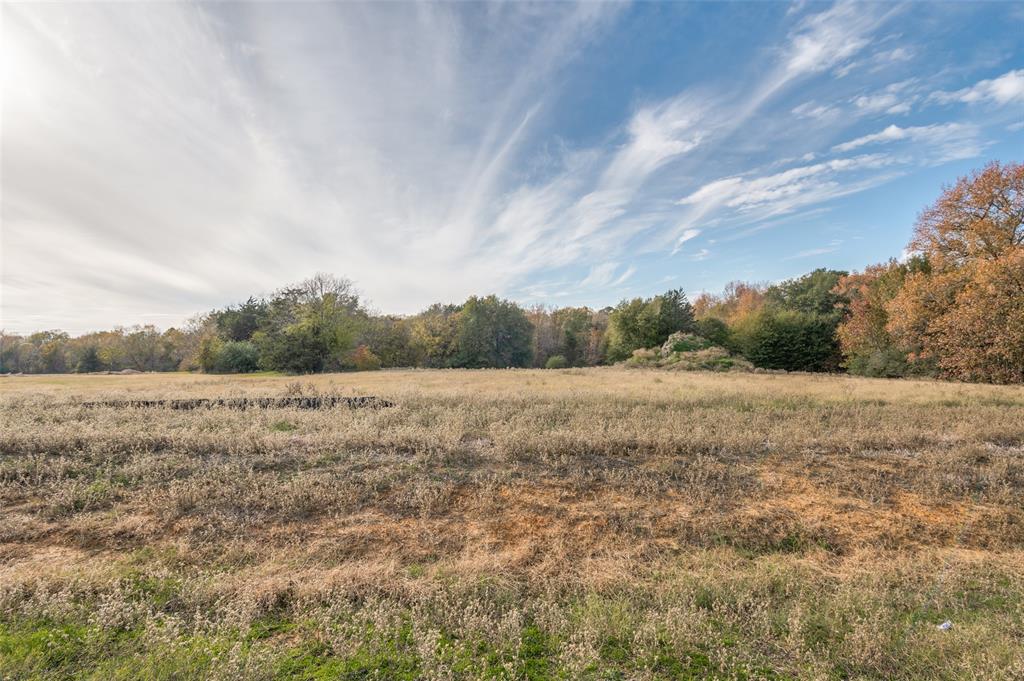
[{"left": 2, "top": 1, "right": 1021, "bottom": 333}]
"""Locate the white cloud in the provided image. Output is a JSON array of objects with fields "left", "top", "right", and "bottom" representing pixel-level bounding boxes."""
[
  {"left": 832, "top": 124, "right": 910, "bottom": 150},
  {"left": 611, "top": 265, "right": 637, "bottom": 286},
  {"left": 1, "top": 1, "right": 625, "bottom": 331},
  {"left": 675, "top": 154, "right": 899, "bottom": 232},
  {"left": 793, "top": 78, "right": 920, "bottom": 124},
  {"left": 612, "top": 99, "right": 706, "bottom": 183},
  {"left": 785, "top": 242, "right": 842, "bottom": 260},
  {"left": 670, "top": 228, "right": 703, "bottom": 255},
  {"left": 832, "top": 122, "right": 983, "bottom": 161},
  {"left": 675, "top": 228, "right": 702, "bottom": 247},
  {"left": 783, "top": 2, "right": 879, "bottom": 76},
  {"left": 580, "top": 262, "right": 636, "bottom": 289},
  {"left": 854, "top": 93, "right": 911, "bottom": 115},
  {"left": 878, "top": 46, "right": 914, "bottom": 63},
  {"left": 7, "top": 0, "right": 992, "bottom": 334},
  {"left": 930, "top": 69, "right": 1024, "bottom": 106},
  {"left": 792, "top": 101, "right": 840, "bottom": 120}
]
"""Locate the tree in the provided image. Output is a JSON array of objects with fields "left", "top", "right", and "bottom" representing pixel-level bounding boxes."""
[
  {"left": 28, "top": 331, "right": 70, "bottom": 373},
  {"left": 765, "top": 269, "right": 848, "bottom": 317},
  {"left": 213, "top": 341, "right": 260, "bottom": 373},
  {"left": 921, "top": 249, "right": 1024, "bottom": 383},
  {"left": 606, "top": 297, "right": 661, "bottom": 362},
  {"left": 75, "top": 345, "right": 104, "bottom": 373},
  {"left": 833, "top": 259, "right": 930, "bottom": 377},
  {"left": 349, "top": 345, "right": 382, "bottom": 371},
  {"left": 0, "top": 331, "right": 22, "bottom": 373},
  {"left": 693, "top": 282, "right": 767, "bottom": 326},
  {"left": 606, "top": 289, "right": 695, "bottom": 362},
  {"left": 254, "top": 274, "right": 364, "bottom": 373},
  {"left": 256, "top": 320, "right": 342, "bottom": 373},
  {"left": 122, "top": 325, "right": 167, "bottom": 372},
  {"left": 657, "top": 288, "right": 696, "bottom": 338},
  {"left": 213, "top": 297, "right": 269, "bottom": 341},
  {"left": 196, "top": 334, "right": 223, "bottom": 373},
  {"left": 455, "top": 295, "right": 533, "bottom": 368},
  {"left": 358, "top": 316, "right": 418, "bottom": 368},
  {"left": 552, "top": 307, "right": 594, "bottom": 367},
  {"left": 409, "top": 304, "right": 461, "bottom": 368},
  {"left": 887, "top": 162, "right": 1024, "bottom": 383},
  {"left": 732, "top": 309, "right": 841, "bottom": 372},
  {"left": 910, "top": 161, "right": 1023, "bottom": 268},
  {"left": 694, "top": 317, "right": 730, "bottom": 348},
  {"left": 527, "top": 306, "right": 561, "bottom": 368}
]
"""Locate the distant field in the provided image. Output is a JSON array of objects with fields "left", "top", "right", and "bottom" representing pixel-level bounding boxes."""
[{"left": 1, "top": 369, "right": 1023, "bottom": 679}]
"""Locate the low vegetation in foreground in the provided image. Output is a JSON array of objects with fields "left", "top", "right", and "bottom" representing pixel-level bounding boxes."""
[{"left": 2, "top": 369, "right": 1023, "bottom": 679}]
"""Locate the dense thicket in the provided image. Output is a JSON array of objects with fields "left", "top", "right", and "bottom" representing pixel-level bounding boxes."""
[{"left": 2, "top": 162, "right": 1020, "bottom": 382}]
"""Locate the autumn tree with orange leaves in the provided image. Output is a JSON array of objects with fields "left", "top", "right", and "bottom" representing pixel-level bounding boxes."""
[
  {"left": 833, "top": 258, "right": 931, "bottom": 377},
  {"left": 885, "top": 161, "right": 1024, "bottom": 383}
]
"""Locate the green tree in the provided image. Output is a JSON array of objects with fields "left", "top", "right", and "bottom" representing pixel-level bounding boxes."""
[
  {"left": 358, "top": 316, "right": 418, "bottom": 368},
  {"left": 606, "top": 297, "right": 661, "bottom": 362},
  {"left": 28, "top": 331, "right": 70, "bottom": 373},
  {"left": 409, "top": 304, "right": 462, "bottom": 368},
  {"left": 75, "top": 345, "right": 104, "bottom": 373},
  {"left": 197, "top": 334, "right": 223, "bottom": 373},
  {"left": 606, "top": 289, "right": 693, "bottom": 362},
  {"left": 254, "top": 274, "right": 363, "bottom": 373},
  {"left": 0, "top": 332, "right": 23, "bottom": 373},
  {"left": 765, "top": 269, "right": 848, "bottom": 316},
  {"left": 552, "top": 307, "right": 593, "bottom": 367},
  {"left": 455, "top": 295, "right": 533, "bottom": 368},
  {"left": 694, "top": 317, "right": 730, "bottom": 348},
  {"left": 657, "top": 288, "right": 696, "bottom": 338},
  {"left": 213, "top": 341, "right": 260, "bottom": 373},
  {"left": 213, "top": 297, "right": 269, "bottom": 341},
  {"left": 733, "top": 309, "right": 841, "bottom": 371}
]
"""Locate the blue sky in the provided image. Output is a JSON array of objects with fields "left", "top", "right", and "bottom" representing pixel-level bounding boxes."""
[{"left": 2, "top": 1, "right": 1022, "bottom": 333}]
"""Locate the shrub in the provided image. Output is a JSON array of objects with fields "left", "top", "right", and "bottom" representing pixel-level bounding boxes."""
[
  {"left": 732, "top": 309, "right": 841, "bottom": 372},
  {"left": 660, "top": 332, "right": 713, "bottom": 356},
  {"left": 623, "top": 337, "right": 752, "bottom": 373},
  {"left": 213, "top": 341, "right": 260, "bottom": 373},
  {"left": 350, "top": 345, "right": 382, "bottom": 371},
  {"left": 545, "top": 355, "right": 569, "bottom": 369},
  {"left": 694, "top": 318, "right": 731, "bottom": 348},
  {"left": 662, "top": 347, "right": 753, "bottom": 372},
  {"left": 624, "top": 348, "right": 660, "bottom": 367}
]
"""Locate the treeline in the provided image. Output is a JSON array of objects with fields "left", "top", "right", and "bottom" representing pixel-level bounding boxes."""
[{"left": 2, "top": 161, "right": 1021, "bottom": 383}]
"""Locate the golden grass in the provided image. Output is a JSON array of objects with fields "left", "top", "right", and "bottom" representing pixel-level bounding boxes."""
[{"left": 1, "top": 369, "right": 1023, "bottom": 679}]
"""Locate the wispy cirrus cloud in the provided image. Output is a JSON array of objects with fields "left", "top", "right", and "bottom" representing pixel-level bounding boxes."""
[
  {"left": 677, "top": 155, "right": 896, "bottom": 221},
  {"left": 832, "top": 122, "right": 984, "bottom": 162},
  {"left": 785, "top": 241, "right": 843, "bottom": 260},
  {"left": 929, "top": 69, "right": 1024, "bottom": 106},
  {"left": 2, "top": 0, "right": 1018, "bottom": 332}
]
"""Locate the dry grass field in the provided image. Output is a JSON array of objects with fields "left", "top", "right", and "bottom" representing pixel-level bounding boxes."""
[{"left": 1, "top": 369, "right": 1023, "bottom": 679}]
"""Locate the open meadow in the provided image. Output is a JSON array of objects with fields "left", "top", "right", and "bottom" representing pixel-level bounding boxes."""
[{"left": 1, "top": 369, "right": 1023, "bottom": 680}]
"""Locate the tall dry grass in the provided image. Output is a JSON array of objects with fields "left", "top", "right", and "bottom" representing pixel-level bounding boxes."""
[{"left": 1, "top": 369, "right": 1022, "bottom": 679}]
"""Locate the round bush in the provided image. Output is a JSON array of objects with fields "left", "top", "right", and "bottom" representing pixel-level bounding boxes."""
[{"left": 545, "top": 355, "right": 569, "bottom": 369}]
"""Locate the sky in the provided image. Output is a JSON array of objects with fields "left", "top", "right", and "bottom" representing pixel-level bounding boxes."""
[{"left": 2, "top": 1, "right": 1022, "bottom": 335}]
